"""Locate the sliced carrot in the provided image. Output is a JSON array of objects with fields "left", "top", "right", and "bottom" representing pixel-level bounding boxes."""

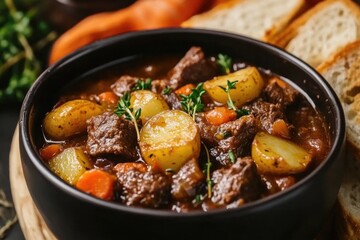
[
  {"left": 175, "top": 83, "right": 195, "bottom": 96},
  {"left": 98, "top": 91, "right": 119, "bottom": 105},
  {"left": 114, "top": 162, "right": 147, "bottom": 174},
  {"left": 269, "top": 77, "right": 288, "bottom": 89},
  {"left": 272, "top": 119, "right": 290, "bottom": 139},
  {"left": 205, "top": 106, "right": 237, "bottom": 126},
  {"left": 39, "top": 144, "right": 63, "bottom": 161},
  {"left": 76, "top": 169, "right": 116, "bottom": 201}
]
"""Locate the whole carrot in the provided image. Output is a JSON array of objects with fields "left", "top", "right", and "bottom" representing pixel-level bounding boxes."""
[{"left": 49, "top": 0, "right": 208, "bottom": 64}]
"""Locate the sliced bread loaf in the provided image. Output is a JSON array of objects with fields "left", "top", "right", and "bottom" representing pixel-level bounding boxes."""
[
  {"left": 318, "top": 40, "right": 360, "bottom": 152},
  {"left": 181, "top": 0, "right": 306, "bottom": 41},
  {"left": 269, "top": 0, "right": 360, "bottom": 68},
  {"left": 317, "top": 39, "right": 360, "bottom": 240}
]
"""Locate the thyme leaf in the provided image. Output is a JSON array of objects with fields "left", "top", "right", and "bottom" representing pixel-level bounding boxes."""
[
  {"left": 228, "top": 150, "right": 236, "bottom": 164},
  {"left": 217, "top": 53, "right": 232, "bottom": 74},
  {"left": 132, "top": 78, "right": 152, "bottom": 91},
  {"left": 162, "top": 86, "right": 172, "bottom": 95}
]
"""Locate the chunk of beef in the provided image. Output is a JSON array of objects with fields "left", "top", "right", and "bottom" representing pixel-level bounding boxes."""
[
  {"left": 195, "top": 113, "right": 220, "bottom": 147},
  {"left": 86, "top": 112, "right": 137, "bottom": 159},
  {"left": 210, "top": 115, "right": 257, "bottom": 165},
  {"left": 163, "top": 91, "right": 182, "bottom": 110},
  {"left": 264, "top": 77, "right": 299, "bottom": 108},
  {"left": 210, "top": 157, "right": 264, "bottom": 208},
  {"left": 167, "top": 47, "right": 218, "bottom": 89},
  {"left": 117, "top": 169, "right": 171, "bottom": 208},
  {"left": 171, "top": 158, "right": 204, "bottom": 201},
  {"left": 111, "top": 75, "right": 138, "bottom": 96},
  {"left": 261, "top": 175, "right": 296, "bottom": 195},
  {"left": 151, "top": 79, "right": 169, "bottom": 94},
  {"left": 244, "top": 99, "right": 285, "bottom": 134}
]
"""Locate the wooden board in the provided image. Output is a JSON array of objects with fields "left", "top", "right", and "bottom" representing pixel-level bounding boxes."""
[{"left": 9, "top": 126, "right": 56, "bottom": 240}]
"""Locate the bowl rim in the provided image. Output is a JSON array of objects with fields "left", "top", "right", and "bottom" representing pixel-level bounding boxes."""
[{"left": 19, "top": 28, "right": 346, "bottom": 218}]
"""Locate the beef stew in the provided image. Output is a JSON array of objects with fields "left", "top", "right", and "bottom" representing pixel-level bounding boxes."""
[{"left": 38, "top": 46, "right": 330, "bottom": 212}]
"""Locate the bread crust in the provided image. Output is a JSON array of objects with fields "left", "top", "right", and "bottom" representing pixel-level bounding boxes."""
[
  {"left": 181, "top": 0, "right": 306, "bottom": 41},
  {"left": 268, "top": 0, "right": 360, "bottom": 47}
]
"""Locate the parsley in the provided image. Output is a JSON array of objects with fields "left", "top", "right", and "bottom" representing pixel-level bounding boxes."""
[
  {"left": 132, "top": 78, "right": 152, "bottom": 91},
  {"left": 115, "top": 92, "right": 141, "bottom": 140},
  {"left": 219, "top": 80, "right": 250, "bottom": 118},
  {"left": 180, "top": 82, "right": 206, "bottom": 120},
  {"left": 217, "top": 53, "right": 232, "bottom": 74}
]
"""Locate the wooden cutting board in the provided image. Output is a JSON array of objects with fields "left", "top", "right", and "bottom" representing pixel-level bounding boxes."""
[{"left": 9, "top": 126, "right": 56, "bottom": 240}]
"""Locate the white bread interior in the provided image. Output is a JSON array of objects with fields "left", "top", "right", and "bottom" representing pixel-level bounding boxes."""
[
  {"left": 181, "top": 0, "right": 305, "bottom": 41},
  {"left": 270, "top": 0, "right": 360, "bottom": 68}
]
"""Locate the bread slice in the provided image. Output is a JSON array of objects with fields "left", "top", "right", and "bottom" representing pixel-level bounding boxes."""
[
  {"left": 334, "top": 149, "right": 360, "bottom": 240},
  {"left": 269, "top": 0, "right": 360, "bottom": 68},
  {"left": 181, "top": 0, "right": 306, "bottom": 41},
  {"left": 317, "top": 40, "right": 360, "bottom": 240},
  {"left": 318, "top": 40, "right": 360, "bottom": 152}
]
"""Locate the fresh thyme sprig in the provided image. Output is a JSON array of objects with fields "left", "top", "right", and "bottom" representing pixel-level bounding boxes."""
[
  {"left": 217, "top": 53, "right": 232, "bottom": 74},
  {"left": 115, "top": 92, "right": 141, "bottom": 140},
  {"left": 219, "top": 80, "right": 250, "bottom": 118},
  {"left": 132, "top": 78, "right": 152, "bottom": 91},
  {"left": 180, "top": 82, "right": 206, "bottom": 120},
  {"left": 202, "top": 142, "right": 213, "bottom": 198}
]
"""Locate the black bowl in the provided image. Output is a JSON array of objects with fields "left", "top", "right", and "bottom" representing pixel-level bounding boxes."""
[{"left": 19, "top": 28, "right": 346, "bottom": 240}]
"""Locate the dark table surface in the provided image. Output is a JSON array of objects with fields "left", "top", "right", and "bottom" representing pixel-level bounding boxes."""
[{"left": 0, "top": 103, "right": 25, "bottom": 239}]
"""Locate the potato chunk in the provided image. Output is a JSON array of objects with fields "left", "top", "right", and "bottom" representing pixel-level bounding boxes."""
[
  {"left": 139, "top": 110, "right": 200, "bottom": 173},
  {"left": 252, "top": 132, "right": 312, "bottom": 175},
  {"left": 203, "top": 67, "right": 264, "bottom": 107},
  {"left": 48, "top": 147, "right": 93, "bottom": 185},
  {"left": 130, "top": 90, "right": 169, "bottom": 124},
  {"left": 43, "top": 99, "right": 104, "bottom": 140}
]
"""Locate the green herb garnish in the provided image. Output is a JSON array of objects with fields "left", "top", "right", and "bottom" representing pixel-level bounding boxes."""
[
  {"left": 228, "top": 150, "right": 236, "bottom": 164},
  {"left": 202, "top": 142, "right": 213, "bottom": 198},
  {"left": 180, "top": 82, "right": 206, "bottom": 120},
  {"left": 132, "top": 78, "right": 152, "bottom": 91},
  {"left": 219, "top": 80, "right": 238, "bottom": 111},
  {"left": 162, "top": 86, "right": 172, "bottom": 95},
  {"left": 115, "top": 92, "right": 141, "bottom": 140},
  {"left": 219, "top": 80, "right": 250, "bottom": 118},
  {"left": 217, "top": 53, "right": 232, "bottom": 74},
  {"left": 0, "top": 0, "right": 57, "bottom": 104}
]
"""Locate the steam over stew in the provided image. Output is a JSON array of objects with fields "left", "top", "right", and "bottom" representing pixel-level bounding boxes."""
[{"left": 39, "top": 47, "right": 330, "bottom": 211}]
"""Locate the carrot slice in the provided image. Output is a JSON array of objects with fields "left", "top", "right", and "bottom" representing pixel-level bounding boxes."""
[
  {"left": 98, "top": 91, "right": 119, "bottom": 105},
  {"left": 39, "top": 144, "right": 63, "bottom": 161},
  {"left": 76, "top": 169, "right": 116, "bottom": 201},
  {"left": 175, "top": 83, "right": 195, "bottom": 96},
  {"left": 272, "top": 119, "right": 290, "bottom": 139},
  {"left": 114, "top": 162, "right": 147, "bottom": 174},
  {"left": 205, "top": 106, "right": 237, "bottom": 126}
]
